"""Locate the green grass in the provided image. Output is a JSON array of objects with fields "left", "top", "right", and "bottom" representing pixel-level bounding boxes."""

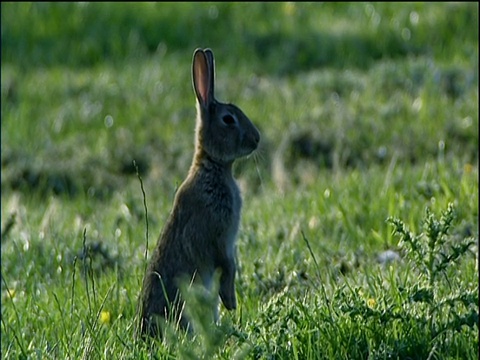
[{"left": 1, "top": 2, "right": 478, "bottom": 359}]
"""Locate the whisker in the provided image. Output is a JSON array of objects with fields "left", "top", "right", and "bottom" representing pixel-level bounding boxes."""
[{"left": 253, "top": 150, "right": 266, "bottom": 193}]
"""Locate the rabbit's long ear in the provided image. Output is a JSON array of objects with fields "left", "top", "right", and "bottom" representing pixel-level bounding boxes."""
[
  {"left": 192, "top": 49, "right": 213, "bottom": 107},
  {"left": 204, "top": 49, "right": 215, "bottom": 95}
]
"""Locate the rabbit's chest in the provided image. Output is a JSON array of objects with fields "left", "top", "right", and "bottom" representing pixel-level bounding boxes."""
[
  {"left": 208, "top": 182, "right": 240, "bottom": 221},
  {"left": 203, "top": 180, "right": 241, "bottom": 244}
]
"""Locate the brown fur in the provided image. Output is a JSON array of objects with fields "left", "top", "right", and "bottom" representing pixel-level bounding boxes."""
[{"left": 137, "top": 48, "right": 260, "bottom": 337}]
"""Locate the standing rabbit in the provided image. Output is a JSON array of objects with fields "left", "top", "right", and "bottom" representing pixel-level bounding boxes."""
[{"left": 137, "top": 48, "right": 260, "bottom": 337}]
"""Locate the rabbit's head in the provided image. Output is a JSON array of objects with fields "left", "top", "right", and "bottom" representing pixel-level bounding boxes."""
[{"left": 192, "top": 49, "right": 260, "bottom": 164}]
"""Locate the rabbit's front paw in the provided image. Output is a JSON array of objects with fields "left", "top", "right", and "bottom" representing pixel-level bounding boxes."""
[{"left": 220, "top": 289, "right": 237, "bottom": 310}]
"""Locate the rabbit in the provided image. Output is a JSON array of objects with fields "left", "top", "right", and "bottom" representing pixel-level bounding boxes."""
[{"left": 137, "top": 48, "right": 260, "bottom": 338}]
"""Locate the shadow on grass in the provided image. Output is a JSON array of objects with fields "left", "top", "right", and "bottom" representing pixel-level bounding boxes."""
[{"left": 2, "top": 3, "right": 477, "bottom": 73}]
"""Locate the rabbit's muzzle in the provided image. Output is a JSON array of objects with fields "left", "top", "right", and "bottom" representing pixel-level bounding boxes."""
[{"left": 242, "top": 125, "right": 260, "bottom": 155}]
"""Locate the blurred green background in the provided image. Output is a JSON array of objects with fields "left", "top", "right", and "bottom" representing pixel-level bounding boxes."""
[
  {"left": 1, "top": 2, "right": 478, "bottom": 199},
  {"left": 2, "top": 2, "right": 478, "bottom": 70},
  {"left": 1, "top": 3, "right": 478, "bottom": 358}
]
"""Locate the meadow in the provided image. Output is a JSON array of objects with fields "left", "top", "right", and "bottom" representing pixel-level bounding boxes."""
[{"left": 1, "top": 2, "right": 478, "bottom": 359}]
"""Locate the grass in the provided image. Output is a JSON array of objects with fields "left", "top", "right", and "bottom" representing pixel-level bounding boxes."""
[{"left": 1, "top": 2, "right": 478, "bottom": 359}]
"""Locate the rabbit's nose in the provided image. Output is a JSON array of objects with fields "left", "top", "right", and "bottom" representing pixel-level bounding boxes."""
[
  {"left": 245, "top": 128, "right": 260, "bottom": 151},
  {"left": 253, "top": 128, "right": 260, "bottom": 145}
]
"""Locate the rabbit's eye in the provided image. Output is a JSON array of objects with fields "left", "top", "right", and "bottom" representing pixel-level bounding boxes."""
[{"left": 222, "top": 115, "right": 236, "bottom": 125}]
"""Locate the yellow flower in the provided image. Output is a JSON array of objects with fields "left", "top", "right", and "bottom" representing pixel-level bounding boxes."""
[
  {"left": 367, "top": 298, "right": 376, "bottom": 308},
  {"left": 6, "top": 289, "right": 16, "bottom": 299},
  {"left": 100, "top": 310, "right": 111, "bottom": 325},
  {"left": 464, "top": 163, "right": 473, "bottom": 174}
]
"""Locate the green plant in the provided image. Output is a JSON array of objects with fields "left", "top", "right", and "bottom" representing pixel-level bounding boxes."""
[
  {"left": 326, "top": 203, "right": 478, "bottom": 359},
  {"left": 386, "top": 203, "right": 478, "bottom": 356},
  {"left": 1, "top": 3, "right": 477, "bottom": 358}
]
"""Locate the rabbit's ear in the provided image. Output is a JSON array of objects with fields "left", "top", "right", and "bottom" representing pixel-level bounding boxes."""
[
  {"left": 204, "top": 49, "right": 215, "bottom": 94},
  {"left": 192, "top": 49, "right": 213, "bottom": 107}
]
